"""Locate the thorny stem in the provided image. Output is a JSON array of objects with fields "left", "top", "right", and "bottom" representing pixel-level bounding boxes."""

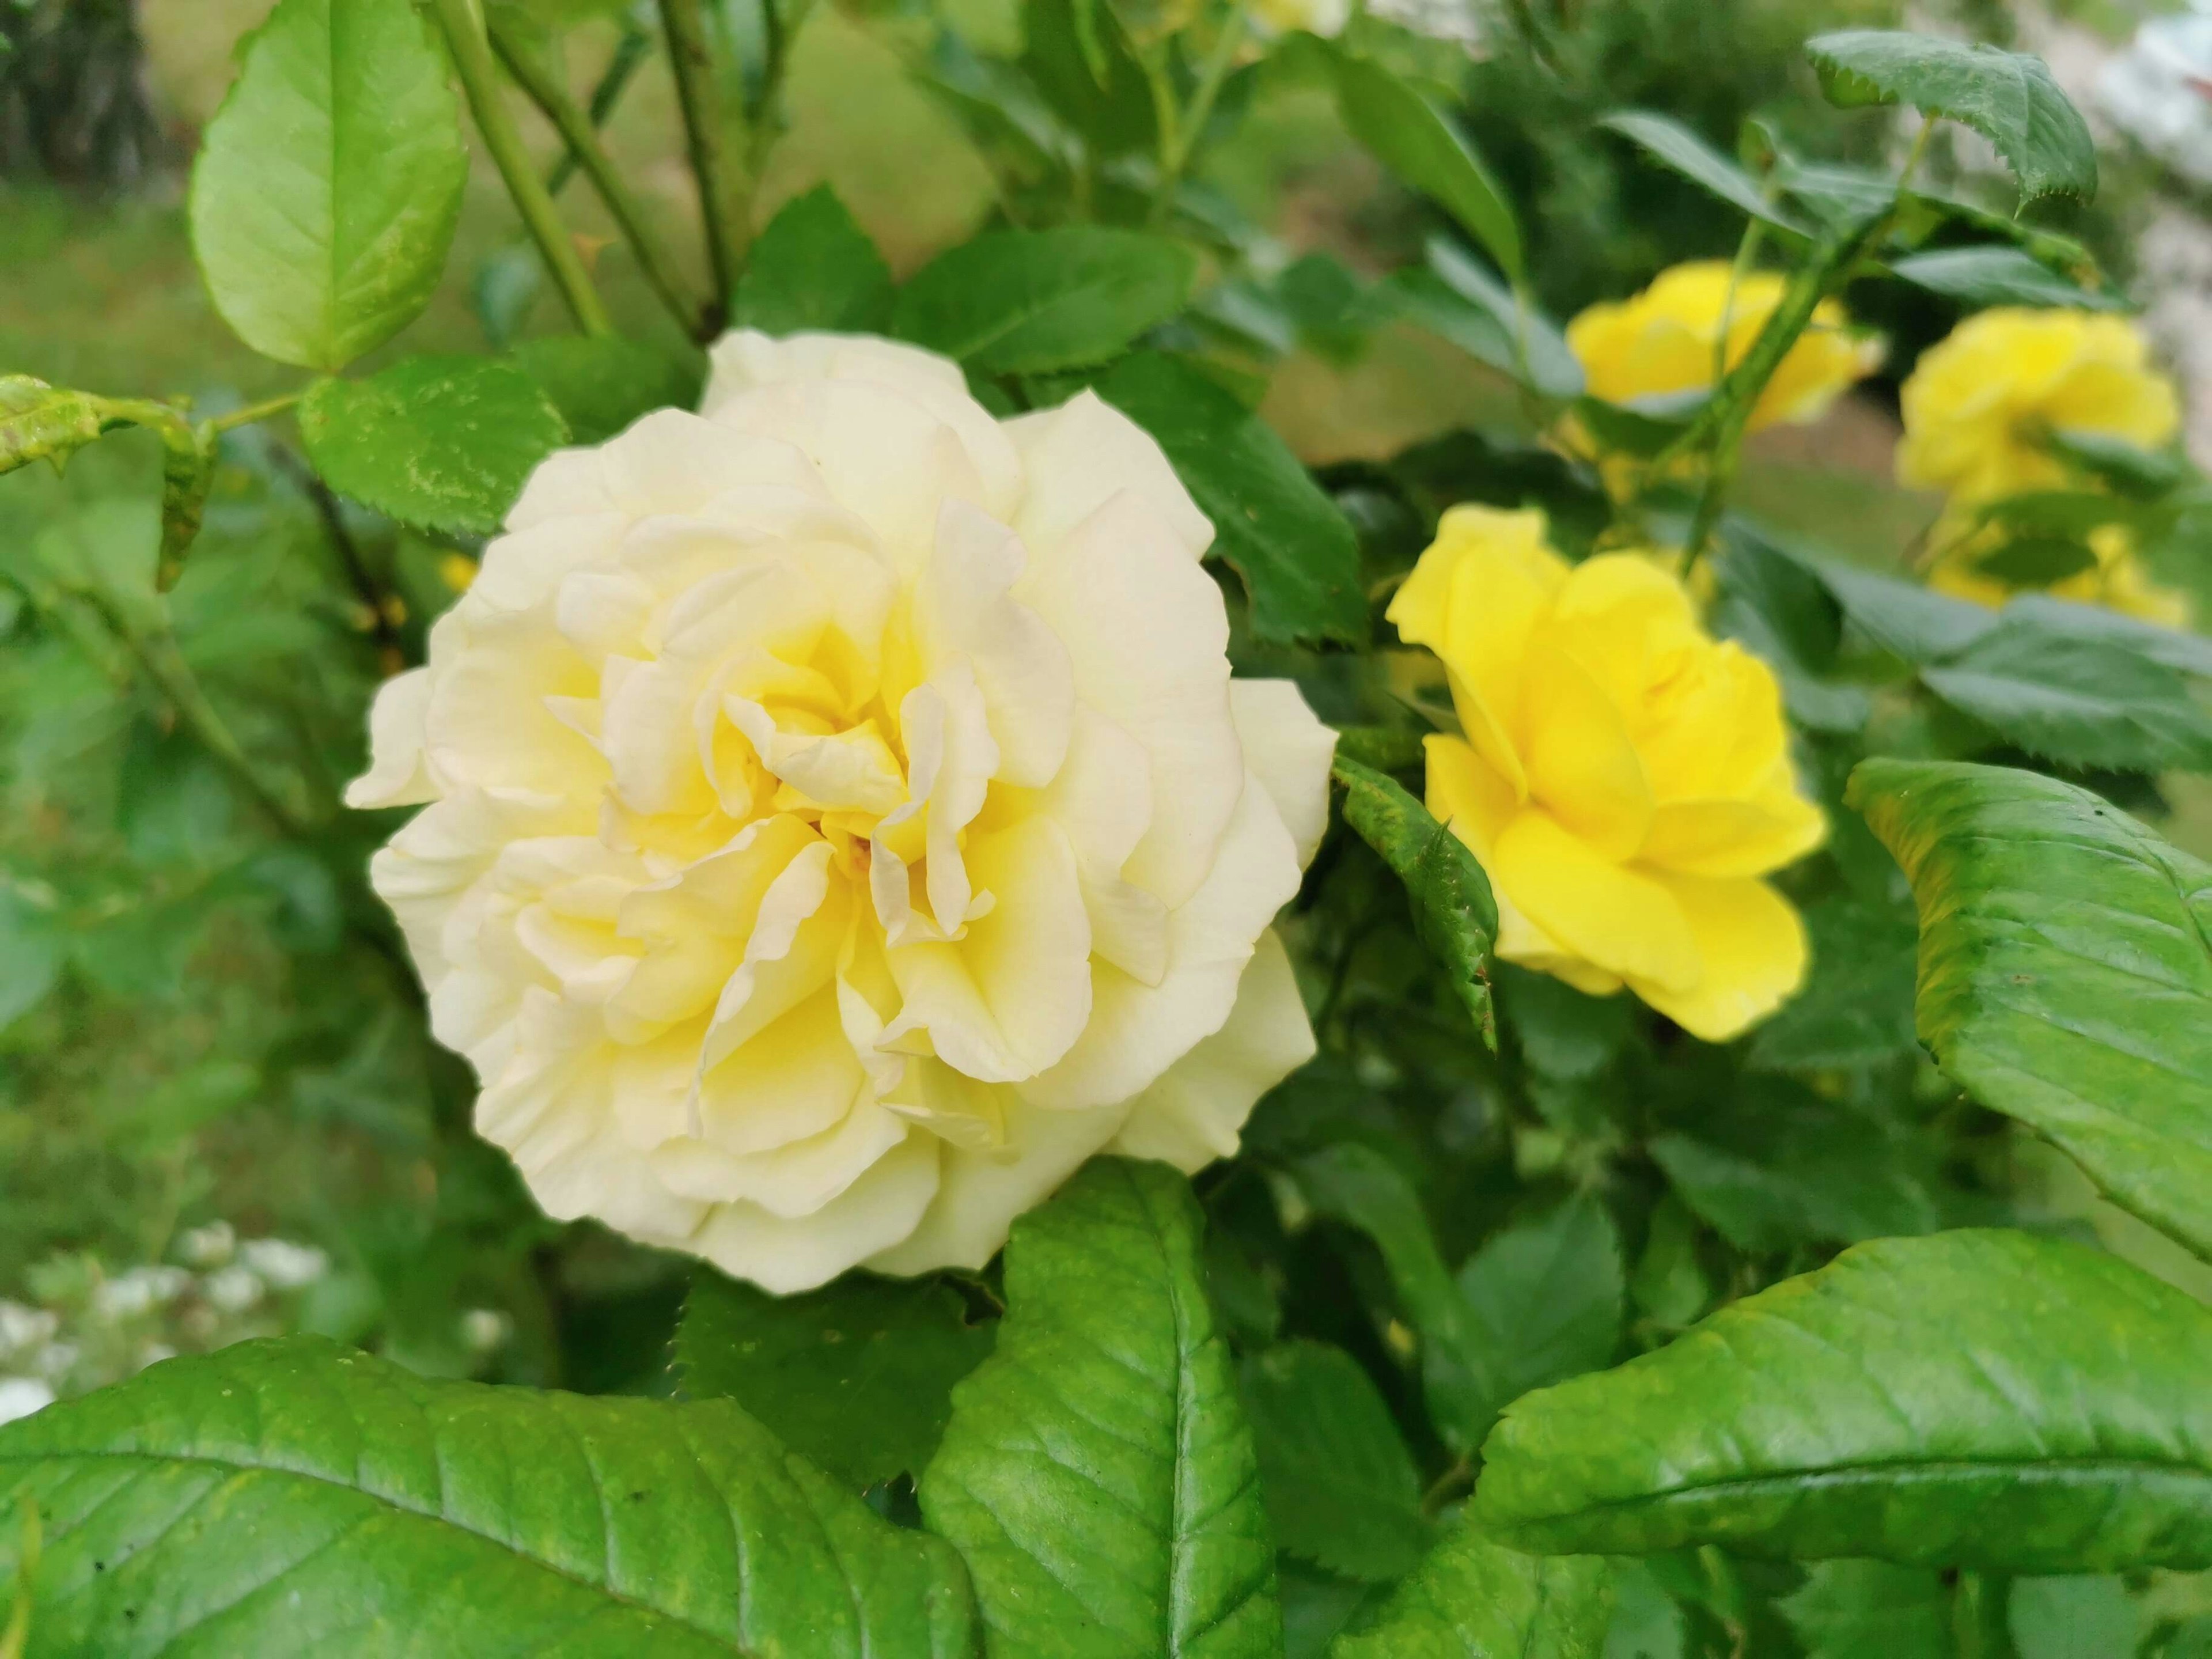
[
  {"left": 272, "top": 446, "right": 410, "bottom": 677},
  {"left": 658, "top": 0, "right": 741, "bottom": 329}
]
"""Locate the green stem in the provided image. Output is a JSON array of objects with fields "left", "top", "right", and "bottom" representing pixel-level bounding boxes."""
[
  {"left": 206, "top": 391, "right": 302, "bottom": 434},
  {"left": 547, "top": 20, "right": 652, "bottom": 198},
  {"left": 658, "top": 0, "right": 741, "bottom": 327},
  {"left": 1150, "top": 5, "right": 1248, "bottom": 224},
  {"left": 430, "top": 0, "right": 613, "bottom": 337},
  {"left": 490, "top": 22, "right": 703, "bottom": 338}
]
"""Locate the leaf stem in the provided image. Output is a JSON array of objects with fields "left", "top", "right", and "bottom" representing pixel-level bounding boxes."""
[
  {"left": 429, "top": 0, "right": 614, "bottom": 338},
  {"left": 547, "top": 18, "right": 653, "bottom": 199},
  {"left": 657, "top": 0, "right": 741, "bottom": 328},
  {"left": 206, "top": 391, "right": 302, "bottom": 434},
  {"left": 489, "top": 22, "right": 703, "bottom": 338},
  {"left": 1150, "top": 4, "right": 1248, "bottom": 224}
]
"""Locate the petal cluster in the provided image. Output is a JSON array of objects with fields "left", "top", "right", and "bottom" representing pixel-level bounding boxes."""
[
  {"left": 1388, "top": 505, "right": 1823, "bottom": 1041},
  {"left": 349, "top": 332, "right": 1334, "bottom": 1291}
]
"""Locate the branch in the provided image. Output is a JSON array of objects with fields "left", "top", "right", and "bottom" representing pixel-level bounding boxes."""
[{"left": 657, "top": 0, "right": 740, "bottom": 331}]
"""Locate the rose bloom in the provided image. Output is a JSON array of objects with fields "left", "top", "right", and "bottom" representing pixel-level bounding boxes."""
[
  {"left": 1390, "top": 505, "right": 1824, "bottom": 1041},
  {"left": 348, "top": 332, "right": 1336, "bottom": 1292},
  {"left": 1569, "top": 261, "right": 1882, "bottom": 432},
  {"left": 1897, "top": 307, "right": 2179, "bottom": 502}
]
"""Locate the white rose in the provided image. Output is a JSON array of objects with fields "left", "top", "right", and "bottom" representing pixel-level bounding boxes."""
[{"left": 349, "top": 331, "right": 1336, "bottom": 1293}]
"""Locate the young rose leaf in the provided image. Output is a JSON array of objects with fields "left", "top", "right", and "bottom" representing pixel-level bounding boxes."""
[
  {"left": 1332, "top": 755, "right": 1497, "bottom": 1046},
  {"left": 1094, "top": 352, "right": 1363, "bottom": 646},
  {"left": 2009, "top": 1575, "right": 2140, "bottom": 1659},
  {"left": 1849, "top": 759, "right": 2212, "bottom": 1261},
  {"left": 2003, "top": 592, "right": 2212, "bottom": 678},
  {"left": 1599, "top": 111, "right": 1812, "bottom": 236},
  {"left": 1918, "top": 622, "right": 2212, "bottom": 772},
  {"left": 0, "top": 1336, "right": 978, "bottom": 1654},
  {"left": 1805, "top": 31, "right": 2096, "bottom": 203},
  {"left": 189, "top": 0, "right": 468, "bottom": 371},
  {"left": 0, "top": 376, "right": 104, "bottom": 475},
  {"left": 733, "top": 185, "right": 895, "bottom": 334},
  {"left": 892, "top": 227, "right": 1198, "bottom": 374},
  {"left": 1325, "top": 46, "right": 1522, "bottom": 283},
  {"left": 1240, "top": 1342, "right": 1433, "bottom": 1584},
  {"left": 1887, "top": 246, "right": 2127, "bottom": 312},
  {"left": 921, "top": 1158, "right": 1281, "bottom": 1658},
  {"left": 300, "top": 355, "right": 570, "bottom": 536},
  {"left": 1327, "top": 1523, "right": 1613, "bottom": 1658},
  {"left": 1476, "top": 1229, "right": 2212, "bottom": 1571},
  {"left": 675, "top": 1268, "right": 994, "bottom": 1491},
  {"left": 510, "top": 335, "right": 702, "bottom": 445},
  {"left": 1778, "top": 1562, "right": 1953, "bottom": 1659}
]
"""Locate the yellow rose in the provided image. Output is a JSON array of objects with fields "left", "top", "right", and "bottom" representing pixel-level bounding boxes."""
[
  {"left": 349, "top": 331, "right": 1335, "bottom": 1291},
  {"left": 1897, "top": 308, "right": 2180, "bottom": 502},
  {"left": 1569, "top": 261, "right": 1882, "bottom": 433},
  {"left": 1388, "top": 505, "right": 1824, "bottom": 1041},
  {"left": 1928, "top": 518, "right": 2191, "bottom": 628}
]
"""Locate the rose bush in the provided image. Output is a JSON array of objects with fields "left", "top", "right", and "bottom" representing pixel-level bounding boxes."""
[{"left": 347, "top": 332, "right": 1334, "bottom": 1290}]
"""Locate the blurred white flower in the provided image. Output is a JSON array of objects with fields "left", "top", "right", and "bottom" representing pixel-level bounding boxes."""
[
  {"left": 201, "top": 1266, "right": 265, "bottom": 1313},
  {"left": 94, "top": 1266, "right": 192, "bottom": 1321},
  {"left": 460, "top": 1309, "right": 514, "bottom": 1355},
  {"left": 176, "top": 1221, "right": 237, "bottom": 1268},
  {"left": 32, "top": 1342, "right": 77, "bottom": 1381},
  {"left": 238, "top": 1238, "right": 329, "bottom": 1290},
  {"left": 0, "top": 1301, "right": 57, "bottom": 1361},
  {"left": 1251, "top": 0, "right": 1350, "bottom": 36},
  {"left": 138, "top": 1342, "right": 177, "bottom": 1371},
  {"left": 1366, "top": 0, "right": 1483, "bottom": 47},
  {"left": 0, "top": 1377, "right": 53, "bottom": 1426}
]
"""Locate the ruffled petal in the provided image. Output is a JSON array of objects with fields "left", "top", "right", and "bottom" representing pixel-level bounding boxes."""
[
  {"left": 1230, "top": 678, "right": 1337, "bottom": 869},
  {"left": 1628, "top": 873, "right": 1808, "bottom": 1042},
  {"left": 1003, "top": 389, "right": 1214, "bottom": 560},
  {"left": 1489, "top": 809, "right": 1698, "bottom": 994}
]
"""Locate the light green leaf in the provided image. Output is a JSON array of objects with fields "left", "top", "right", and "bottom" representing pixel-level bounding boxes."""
[
  {"left": 0, "top": 886, "right": 64, "bottom": 1031},
  {"left": 1241, "top": 1342, "right": 1432, "bottom": 1584},
  {"left": 893, "top": 227, "right": 1198, "bottom": 374},
  {"left": 921, "top": 1158, "right": 1281, "bottom": 1658},
  {"left": 1604, "top": 1560, "right": 1687, "bottom": 1659},
  {"left": 510, "top": 335, "right": 702, "bottom": 445},
  {"left": 734, "top": 185, "right": 895, "bottom": 334},
  {"left": 1094, "top": 351, "right": 1363, "bottom": 646},
  {"left": 1805, "top": 30, "right": 2096, "bottom": 203},
  {"left": 1332, "top": 755, "right": 1498, "bottom": 1047},
  {"left": 0, "top": 1336, "right": 978, "bottom": 1654},
  {"left": 1849, "top": 758, "right": 2212, "bottom": 1262},
  {"left": 1476, "top": 1229, "right": 2212, "bottom": 1570},
  {"left": 1328, "top": 1524, "right": 1612, "bottom": 1658},
  {"left": 1407, "top": 239, "right": 1582, "bottom": 399},
  {"left": 2010, "top": 1575, "right": 2140, "bottom": 1659},
  {"left": 1777, "top": 1562, "right": 1952, "bottom": 1659},
  {"left": 674, "top": 1268, "right": 994, "bottom": 1491},
  {"left": 1326, "top": 47, "right": 1522, "bottom": 283},
  {"left": 0, "top": 376, "right": 104, "bottom": 476},
  {"left": 1887, "top": 246, "right": 2126, "bottom": 311},
  {"left": 300, "top": 355, "right": 570, "bottom": 536},
  {"left": 1919, "top": 621, "right": 2212, "bottom": 772},
  {"left": 189, "top": 0, "right": 468, "bottom": 370},
  {"left": 1599, "top": 111, "right": 1810, "bottom": 236}
]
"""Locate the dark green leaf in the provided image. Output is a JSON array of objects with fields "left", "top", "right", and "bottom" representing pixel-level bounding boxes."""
[
  {"left": 1849, "top": 758, "right": 2212, "bottom": 1262},
  {"left": 1332, "top": 755, "right": 1497, "bottom": 1046},
  {"left": 2009, "top": 1576, "right": 2139, "bottom": 1659},
  {"left": 2043, "top": 427, "right": 2190, "bottom": 499},
  {"left": 189, "top": 0, "right": 468, "bottom": 370},
  {"left": 1599, "top": 111, "right": 1810, "bottom": 236},
  {"left": 1805, "top": 31, "right": 2096, "bottom": 203},
  {"left": 1887, "top": 246, "right": 2126, "bottom": 311},
  {"left": 1971, "top": 490, "right": 2143, "bottom": 542},
  {"left": 1326, "top": 46, "right": 1522, "bottom": 283},
  {"left": 921, "top": 1158, "right": 1281, "bottom": 1658},
  {"left": 0, "top": 1336, "right": 977, "bottom": 1654},
  {"left": 1794, "top": 551, "right": 1995, "bottom": 663},
  {"left": 1573, "top": 392, "right": 1705, "bottom": 460},
  {"left": 675, "top": 1268, "right": 994, "bottom": 1491},
  {"left": 1476, "top": 1228, "right": 2212, "bottom": 1570},
  {"left": 1777, "top": 1562, "right": 1952, "bottom": 1659},
  {"left": 1498, "top": 963, "right": 1631, "bottom": 1082},
  {"left": 1919, "top": 622, "right": 2212, "bottom": 772},
  {"left": 2006, "top": 592, "right": 2212, "bottom": 678},
  {"left": 300, "top": 355, "right": 571, "bottom": 536},
  {"left": 1327, "top": 1524, "right": 1612, "bottom": 1658},
  {"left": 734, "top": 186, "right": 895, "bottom": 334},
  {"left": 1711, "top": 529, "right": 1871, "bottom": 734},
  {"left": 1748, "top": 893, "right": 1921, "bottom": 1071},
  {"left": 1389, "top": 240, "right": 1582, "bottom": 399},
  {"left": 1971, "top": 534, "right": 2098, "bottom": 587},
  {"left": 510, "top": 335, "right": 702, "bottom": 445},
  {"left": 1241, "top": 1342, "right": 1431, "bottom": 1583},
  {"left": 893, "top": 228, "right": 1198, "bottom": 374},
  {"left": 1094, "top": 351, "right": 1363, "bottom": 646}
]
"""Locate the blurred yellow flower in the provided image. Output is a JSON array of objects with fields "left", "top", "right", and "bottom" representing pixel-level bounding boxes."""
[
  {"left": 1897, "top": 308, "right": 2180, "bottom": 502},
  {"left": 1569, "top": 261, "right": 1882, "bottom": 433},
  {"left": 1389, "top": 505, "right": 1824, "bottom": 1041},
  {"left": 1929, "top": 519, "right": 2191, "bottom": 628}
]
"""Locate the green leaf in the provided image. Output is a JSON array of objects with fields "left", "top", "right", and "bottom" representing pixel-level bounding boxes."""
[
  {"left": 1805, "top": 30, "right": 2096, "bottom": 203},
  {"left": 0, "top": 885, "right": 65, "bottom": 1030},
  {"left": 300, "top": 355, "right": 571, "bottom": 536},
  {"left": 2006, "top": 592, "right": 2212, "bottom": 679},
  {"left": 1241, "top": 1342, "right": 1431, "bottom": 1584},
  {"left": 1919, "top": 621, "right": 2212, "bottom": 772},
  {"left": 0, "top": 1336, "right": 978, "bottom": 1654},
  {"left": 0, "top": 376, "right": 104, "bottom": 476},
  {"left": 154, "top": 417, "right": 218, "bottom": 592},
  {"left": 734, "top": 185, "right": 895, "bottom": 334},
  {"left": 2009, "top": 1576, "right": 2140, "bottom": 1659},
  {"left": 1599, "top": 111, "right": 1810, "bottom": 236},
  {"left": 1748, "top": 893, "right": 1919, "bottom": 1071},
  {"left": 1793, "top": 549, "right": 1996, "bottom": 664},
  {"left": 510, "top": 335, "right": 702, "bottom": 446},
  {"left": 1476, "top": 1228, "right": 2212, "bottom": 1570},
  {"left": 1971, "top": 534, "right": 2099, "bottom": 588},
  {"left": 1777, "top": 1562, "right": 1952, "bottom": 1659},
  {"left": 893, "top": 228, "right": 1198, "bottom": 374},
  {"left": 1327, "top": 1524, "right": 1612, "bottom": 1658},
  {"left": 921, "top": 1158, "right": 1281, "bottom": 1658},
  {"left": 1332, "top": 755, "right": 1498, "bottom": 1047},
  {"left": 1326, "top": 46, "right": 1522, "bottom": 283},
  {"left": 188, "top": 0, "right": 468, "bottom": 370},
  {"left": 1887, "top": 246, "right": 2126, "bottom": 312},
  {"left": 1093, "top": 351, "right": 1363, "bottom": 646},
  {"left": 1849, "top": 758, "right": 2212, "bottom": 1262},
  {"left": 1393, "top": 239, "right": 1582, "bottom": 400},
  {"left": 674, "top": 1268, "right": 994, "bottom": 1491},
  {"left": 2043, "top": 427, "right": 2190, "bottom": 499},
  {"left": 1605, "top": 1560, "right": 1688, "bottom": 1659}
]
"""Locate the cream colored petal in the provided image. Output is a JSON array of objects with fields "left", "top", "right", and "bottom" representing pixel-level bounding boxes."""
[
  {"left": 1229, "top": 678, "right": 1337, "bottom": 869},
  {"left": 1107, "top": 929, "right": 1315, "bottom": 1172},
  {"left": 654, "top": 1094, "right": 906, "bottom": 1222},
  {"left": 1628, "top": 873, "right": 1808, "bottom": 1043},
  {"left": 696, "top": 846, "right": 849, "bottom": 1071},
  {"left": 687, "top": 1128, "right": 943, "bottom": 1294},
  {"left": 1029, "top": 703, "right": 1153, "bottom": 874},
  {"left": 922, "top": 501, "right": 1075, "bottom": 787},
  {"left": 346, "top": 667, "right": 438, "bottom": 809},
  {"left": 1002, "top": 389, "right": 1214, "bottom": 560},
  {"left": 422, "top": 603, "right": 604, "bottom": 800}
]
